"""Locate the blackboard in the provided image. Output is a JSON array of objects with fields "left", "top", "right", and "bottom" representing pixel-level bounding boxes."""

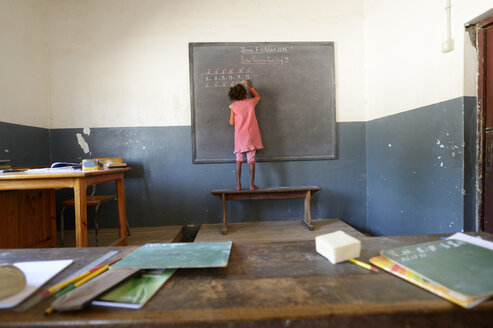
[
  {"left": 382, "top": 240, "right": 493, "bottom": 298},
  {"left": 189, "top": 42, "right": 336, "bottom": 163}
]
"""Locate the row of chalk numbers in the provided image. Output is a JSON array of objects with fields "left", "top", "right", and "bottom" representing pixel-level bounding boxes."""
[{"left": 200, "top": 67, "right": 254, "bottom": 89}]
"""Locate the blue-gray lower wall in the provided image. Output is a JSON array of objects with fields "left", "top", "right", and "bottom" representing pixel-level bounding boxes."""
[
  {"left": 0, "top": 97, "right": 478, "bottom": 236},
  {"left": 49, "top": 122, "right": 367, "bottom": 231},
  {"left": 0, "top": 121, "right": 51, "bottom": 167},
  {"left": 366, "top": 97, "right": 477, "bottom": 235}
]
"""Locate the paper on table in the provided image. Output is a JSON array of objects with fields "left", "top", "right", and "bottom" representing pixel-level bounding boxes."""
[
  {"left": 25, "top": 167, "right": 78, "bottom": 174},
  {"left": 0, "top": 260, "right": 73, "bottom": 309},
  {"left": 447, "top": 232, "right": 493, "bottom": 250}
]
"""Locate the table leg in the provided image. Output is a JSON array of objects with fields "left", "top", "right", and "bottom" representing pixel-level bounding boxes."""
[
  {"left": 222, "top": 193, "right": 228, "bottom": 234},
  {"left": 48, "top": 189, "right": 57, "bottom": 247},
  {"left": 303, "top": 190, "right": 314, "bottom": 231},
  {"left": 74, "top": 179, "right": 88, "bottom": 247},
  {"left": 114, "top": 175, "right": 128, "bottom": 246}
]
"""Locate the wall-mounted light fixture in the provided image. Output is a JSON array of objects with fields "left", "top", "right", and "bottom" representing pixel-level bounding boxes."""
[{"left": 442, "top": 0, "right": 455, "bottom": 53}]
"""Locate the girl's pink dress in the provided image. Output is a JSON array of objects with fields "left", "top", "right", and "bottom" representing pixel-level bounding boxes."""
[{"left": 231, "top": 98, "right": 263, "bottom": 154}]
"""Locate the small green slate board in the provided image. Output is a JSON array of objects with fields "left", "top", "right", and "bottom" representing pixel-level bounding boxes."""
[{"left": 112, "top": 241, "right": 233, "bottom": 269}]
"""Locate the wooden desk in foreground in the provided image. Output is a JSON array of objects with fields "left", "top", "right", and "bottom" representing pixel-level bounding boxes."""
[
  {"left": 0, "top": 168, "right": 130, "bottom": 248},
  {"left": 1, "top": 234, "right": 492, "bottom": 328}
]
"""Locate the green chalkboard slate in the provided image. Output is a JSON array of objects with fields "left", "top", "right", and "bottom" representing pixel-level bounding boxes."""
[
  {"left": 189, "top": 42, "right": 336, "bottom": 163},
  {"left": 382, "top": 240, "right": 493, "bottom": 298},
  {"left": 112, "top": 241, "right": 232, "bottom": 269}
]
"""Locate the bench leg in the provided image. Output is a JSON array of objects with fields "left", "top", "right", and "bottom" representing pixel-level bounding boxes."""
[
  {"left": 221, "top": 194, "right": 228, "bottom": 234},
  {"left": 303, "top": 190, "right": 315, "bottom": 231}
]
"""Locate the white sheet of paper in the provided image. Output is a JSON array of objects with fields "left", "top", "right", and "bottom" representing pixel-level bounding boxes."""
[
  {"left": 447, "top": 232, "right": 493, "bottom": 250},
  {"left": 0, "top": 259, "right": 73, "bottom": 309},
  {"left": 25, "top": 167, "right": 77, "bottom": 174}
]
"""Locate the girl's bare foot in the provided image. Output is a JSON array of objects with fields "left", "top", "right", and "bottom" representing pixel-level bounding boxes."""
[
  {"left": 235, "top": 185, "right": 241, "bottom": 191},
  {"left": 250, "top": 185, "right": 259, "bottom": 190}
]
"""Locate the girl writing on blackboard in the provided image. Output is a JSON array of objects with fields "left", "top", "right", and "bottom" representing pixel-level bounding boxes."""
[{"left": 229, "top": 80, "right": 263, "bottom": 191}]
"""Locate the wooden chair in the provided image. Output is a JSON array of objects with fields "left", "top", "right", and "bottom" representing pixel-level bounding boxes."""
[{"left": 60, "top": 185, "right": 130, "bottom": 246}]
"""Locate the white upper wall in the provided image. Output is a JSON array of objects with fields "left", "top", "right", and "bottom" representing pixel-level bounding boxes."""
[
  {"left": 2, "top": 0, "right": 491, "bottom": 128},
  {"left": 0, "top": 0, "right": 49, "bottom": 128},
  {"left": 47, "top": 0, "right": 365, "bottom": 128},
  {"left": 364, "top": 0, "right": 492, "bottom": 121}
]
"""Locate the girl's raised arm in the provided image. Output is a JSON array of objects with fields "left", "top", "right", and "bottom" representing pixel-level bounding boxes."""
[
  {"left": 243, "top": 80, "right": 261, "bottom": 105},
  {"left": 229, "top": 106, "right": 235, "bottom": 125}
]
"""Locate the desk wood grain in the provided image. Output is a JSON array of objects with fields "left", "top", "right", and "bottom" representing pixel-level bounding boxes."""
[
  {"left": 0, "top": 235, "right": 492, "bottom": 328},
  {"left": 0, "top": 190, "right": 56, "bottom": 248}
]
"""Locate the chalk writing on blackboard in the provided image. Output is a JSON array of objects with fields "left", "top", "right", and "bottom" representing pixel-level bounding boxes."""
[
  {"left": 240, "top": 45, "right": 292, "bottom": 54},
  {"left": 241, "top": 55, "right": 289, "bottom": 65},
  {"left": 204, "top": 67, "right": 254, "bottom": 76},
  {"left": 239, "top": 45, "right": 291, "bottom": 65},
  {"left": 199, "top": 67, "right": 255, "bottom": 89}
]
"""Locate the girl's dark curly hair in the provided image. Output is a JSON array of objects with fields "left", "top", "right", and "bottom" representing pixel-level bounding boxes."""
[{"left": 228, "top": 84, "right": 247, "bottom": 101}]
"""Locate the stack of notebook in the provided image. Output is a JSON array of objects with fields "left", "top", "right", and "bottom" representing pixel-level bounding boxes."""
[
  {"left": 370, "top": 233, "right": 493, "bottom": 308},
  {"left": 48, "top": 241, "right": 232, "bottom": 313}
]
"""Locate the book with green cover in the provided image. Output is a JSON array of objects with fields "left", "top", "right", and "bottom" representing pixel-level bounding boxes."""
[
  {"left": 112, "top": 241, "right": 232, "bottom": 269},
  {"left": 369, "top": 256, "right": 488, "bottom": 308},
  {"left": 92, "top": 269, "right": 176, "bottom": 309},
  {"left": 380, "top": 239, "right": 493, "bottom": 299}
]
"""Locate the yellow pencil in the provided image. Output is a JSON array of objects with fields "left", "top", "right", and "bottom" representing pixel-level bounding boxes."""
[
  {"left": 43, "top": 306, "right": 53, "bottom": 316},
  {"left": 55, "top": 265, "right": 110, "bottom": 298},
  {"left": 43, "top": 258, "right": 121, "bottom": 314},
  {"left": 45, "top": 266, "right": 107, "bottom": 313},
  {"left": 41, "top": 264, "right": 105, "bottom": 296},
  {"left": 74, "top": 265, "right": 109, "bottom": 287},
  {"left": 349, "top": 258, "right": 379, "bottom": 272}
]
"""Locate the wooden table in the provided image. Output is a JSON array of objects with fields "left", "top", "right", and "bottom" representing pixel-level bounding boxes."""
[
  {"left": 0, "top": 168, "right": 130, "bottom": 248},
  {"left": 0, "top": 234, "right": 492, "bottom": 327}
]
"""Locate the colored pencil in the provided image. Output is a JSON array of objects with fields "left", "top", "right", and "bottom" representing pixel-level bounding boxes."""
[
  {"left": 41, "top": 264, "right": 105, "bottom": 296},
  {"left": 55, "top": 265, "right": 109, "bottom": 298},
  {"left": 349, "top": 258, "right": 379, "bottom": 272},
  {"left": 44, "top": 258, "right": 121, "bottom": 315},
  {"left": 55, "top": 258, "right": 121, "bottom": 299}
]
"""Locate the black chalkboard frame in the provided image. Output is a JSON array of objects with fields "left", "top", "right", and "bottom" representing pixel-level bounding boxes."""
[{"left": 189, "top": 42, "right": 337, "bottom": 164}]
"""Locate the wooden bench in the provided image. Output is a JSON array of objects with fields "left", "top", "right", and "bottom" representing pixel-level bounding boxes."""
[{"left": 211, "top": 186, "right": 321, "bottom": 234}]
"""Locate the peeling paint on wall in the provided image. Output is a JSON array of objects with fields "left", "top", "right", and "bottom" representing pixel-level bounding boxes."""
[
  {"left": 83, "top": 127, "right": 91, "bottom": 135},
  {"left": 76, "top": 133, "right": 90, "bottom": 154},
  {"left": 366, "top": 98, "right": 468, "bottom": 236}
]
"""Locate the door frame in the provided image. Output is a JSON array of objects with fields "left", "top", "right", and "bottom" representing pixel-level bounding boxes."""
[{"left": 477, "top": 16, "right": 493, "bottom": 231}]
